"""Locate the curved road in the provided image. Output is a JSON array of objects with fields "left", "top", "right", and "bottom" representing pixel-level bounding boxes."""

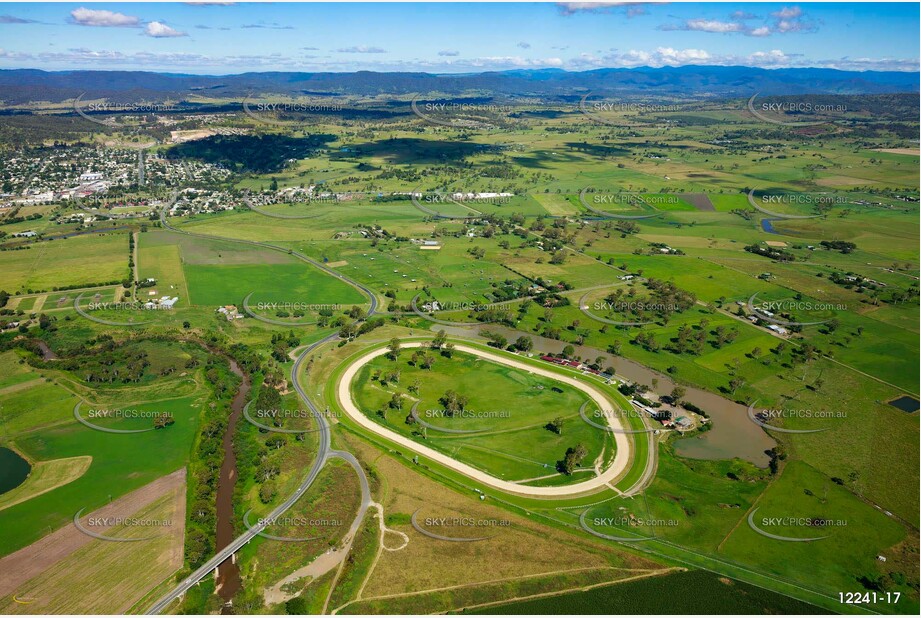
[
  {"left": 336, "top": 342, "right": 635, "bottom": 498},
  {"left": 147, "top": 196, "right": 387, "bottom": 613},
  {"left": 145, "top": 335, "right": 337, "bottom": 614}
]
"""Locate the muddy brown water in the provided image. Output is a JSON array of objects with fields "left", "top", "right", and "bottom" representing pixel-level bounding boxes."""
[
  {"left": 437, "top": 324, "right": 775, "bottom": 467},
  {"left": 215, "top": 357, "right": 250, "bottom": 606}
]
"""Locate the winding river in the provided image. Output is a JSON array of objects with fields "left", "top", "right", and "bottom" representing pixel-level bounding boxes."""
[{"left": 215, "top": 357, "right": 250, "bottom": 606}]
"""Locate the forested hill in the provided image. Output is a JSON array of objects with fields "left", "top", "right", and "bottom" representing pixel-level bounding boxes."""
[{"left": 0, "top": 65, "right": 917, "bottom": 104}]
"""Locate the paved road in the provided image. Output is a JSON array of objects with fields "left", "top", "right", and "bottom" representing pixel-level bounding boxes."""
[
  {"left": 146, "top": 198, "right": 386, "bottom": 613},
  {"left": 145, "top": 336, "right": 337, "bottom": 614},
  {"left": 336, "top": 342, "right": 636, "bottom": 498}
]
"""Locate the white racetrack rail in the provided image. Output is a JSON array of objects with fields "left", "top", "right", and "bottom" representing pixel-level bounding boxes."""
[{"left": 337, "top": 342, "right": 634, "bottom": 498}]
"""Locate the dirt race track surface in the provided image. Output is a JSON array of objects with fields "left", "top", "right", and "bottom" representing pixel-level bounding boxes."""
[{"left": 337, "top": 343, "right": 633, "bottom": 498}]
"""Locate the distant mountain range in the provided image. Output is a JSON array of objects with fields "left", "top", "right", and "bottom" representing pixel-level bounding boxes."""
[{"left": 0, "top": 66, "right": 917, "bottom": 105}]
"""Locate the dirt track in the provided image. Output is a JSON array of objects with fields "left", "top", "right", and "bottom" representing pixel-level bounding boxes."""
[
  {"left": 0, "top": 468, "right": 186, "bottom": 597},
  {"left": 337, "top": 343, "right": 634, "bottom": 498}
]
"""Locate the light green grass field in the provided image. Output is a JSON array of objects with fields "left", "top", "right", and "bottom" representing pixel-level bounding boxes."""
[
  {"left": 0, "top": 233, "right": 128, "bottom": 293},
  {"left": 352, "top": 348, "right": 613, "bottom": 484}
]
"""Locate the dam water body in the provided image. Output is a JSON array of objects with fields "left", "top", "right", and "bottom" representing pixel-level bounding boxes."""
[{"left": 0, "top": 447, "right": 31, "bottom": 494}]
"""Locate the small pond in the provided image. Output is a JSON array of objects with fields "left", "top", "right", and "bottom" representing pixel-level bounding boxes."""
[{"left": 0, "top": 447, "right": 31, "bottom": 494}]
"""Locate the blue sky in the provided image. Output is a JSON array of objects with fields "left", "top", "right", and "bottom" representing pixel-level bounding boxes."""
[{"left": 0, "top": 2, "right": 918, "bottom": 73}]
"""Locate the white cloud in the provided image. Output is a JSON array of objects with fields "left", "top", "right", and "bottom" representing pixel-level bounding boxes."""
[
  {"left": 466, "top": 56, "right": 564, "bottom": 68},
  {"left": 1, "top": 42, "right": 915, "bottom": 74},
  {"left": 336, "top": 45, "right": 387, "bottom": 54},
  {"left": 517, "top": 42, "right": 531, "bottom": 49},
  {"left": 730, "top": 11, "right": 759, "bottom": 20},
  {"left": 70, "top": 7, "right": 140, "bottom": 28},
  {"left": 661, "top": 7, "right": 818, "bottom": 38},
  {"left": 767, "top": 6, "right": 816, "bottom": 34},
  {"left": 748, "top": 49, "right": 791, "bottom": 66},
  {"left": 145, "top": 22, "right": 188, "bottom": 38},
  {"left": 557, "top": 2, "right": 650, "bottom": 18},
  {"left": 772, "top": 6, "right": 803, "bottom": 20},
  {"left": 684, "top": 19, "right": 744, "bottom": 33},
  {"left": 438, "top": 50, "right": 460, "bottom": 57},
  {"left": 655, "top": 47, "right": 712, "bottom": 64},
  {"left": 0, "top": 47, "right": 31, "bottom": 59},
  {"left": 0, "top": 14, "right": 39, "bottom": 24},
  {"left": 242, "top": 23, "right": 294, "bottom": 30}
]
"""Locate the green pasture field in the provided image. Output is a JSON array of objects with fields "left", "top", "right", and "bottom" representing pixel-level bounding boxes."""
[
  {"left": 643, "top": 194, "right": 699, "bottom": 212},
  {"left": 351, "top": 348, "right": 613, "bottom": 484},
  {"left": 0, "top": 391, "right": 203, "bottom": 556},
  {"left": 708, "top": 194, "right": 752, "bottom": 212},
  {"left": 290, "top": 239, "right": 526, "bottom": 306},
  {"left": 9, "top": 294, "right": 38, "bottom": 311},
  {"left": 0, "top": 233, "right": 128, "bottom": 293},
  {"left": 140, "top": 225, "right": 367, "bottom": 309},
  {"left": 531, "top": 192, "right": 579, "bottom": 216},
  {"left": 0, "top": 375, "right": 78, "bottom": 438},
  {"left": 173, "top": 201, "right": 431, "bottom": 243},
  {"left": 468, "top": 569, "right": 826, "bottom": 615},
  {"left": 137, "top": 233, "right": 190, "bottom": 305},
  {"left": 719, "top": 460, "right": 914, "bottom": 610},
  {"left": 580, "top": 449, "right": 768, "bottom": 551},
  {"left": 184, "top": 262, "right": 365, "bottom": 308}
]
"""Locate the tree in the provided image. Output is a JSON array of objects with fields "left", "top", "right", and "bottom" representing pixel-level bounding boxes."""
[
  {"left": 440, "top": 390, "right": 468, "bottom": 416},
  {"left": 484, "top": 330, "right": 507, "bottom": 349},
  {"left": 559, "top": 443, "right": 588, "bottom": 475},
  {"left": 431, "top": 330, "right": 447, "bottom": 349},
  {"left": 562, "top": 344, "right": 575, "bottom": 358},
  {"left": 338, "top": 321, "right": 358, "bottom": 341},
  {"left": 546, "top": 417, "right": 564, "bottom": 435},
  {"left": 259, "top": 481, "right": 277, "bottom": 504},
  {"left": 266, "top": 435, "right": 287, "bottom": 450},
  {"left": 388, "top": 392, "right": 404, "bottom": 410},
  {"left": 388, "top": 337, "right": 401, "bottom": 360},
  {"left": 728, "top": 377, "right": 745, "bottom": 394},
  {"left": 669, "top": 386, "right": 686, "bottom": 403},
  {"left": 286, "top": 595, "right": 308, "bottom": 615},
  {"left": 514, "top": 336, "right": 533, "bottom": 352}
]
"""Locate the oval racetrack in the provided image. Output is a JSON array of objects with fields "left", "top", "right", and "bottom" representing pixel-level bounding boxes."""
[{"left": 337, "top": 342, "right": 635, "bottom": 498}]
